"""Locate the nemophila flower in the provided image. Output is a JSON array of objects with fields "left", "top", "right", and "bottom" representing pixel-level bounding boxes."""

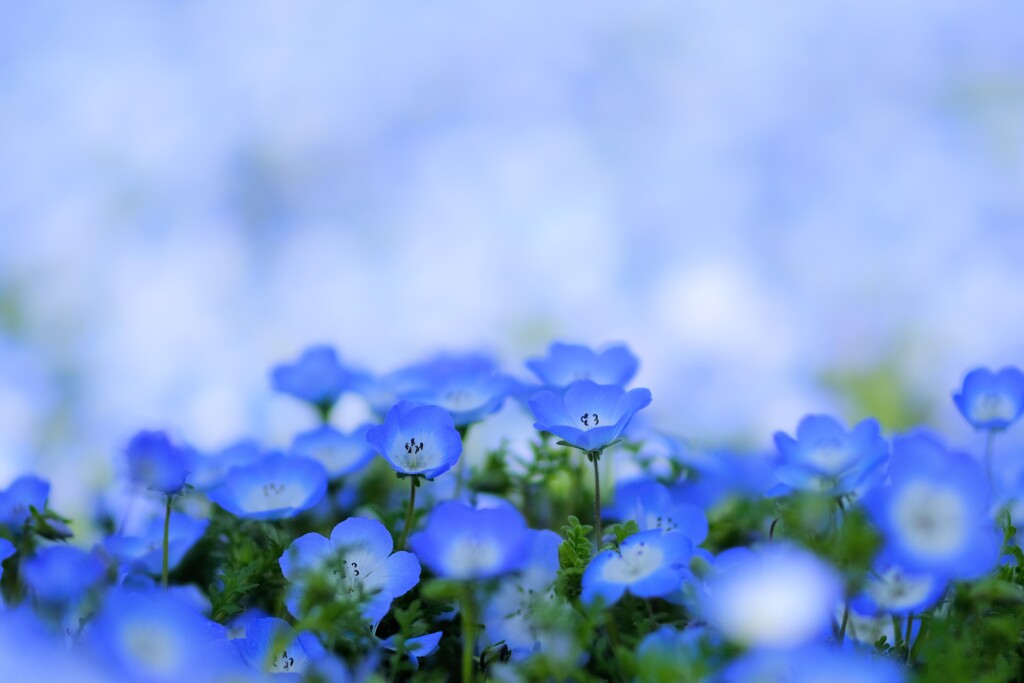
[
  {"left": 366, "top": 401, "right": 462, "bottom": 480},
  {"left": 279, "top": 517, "right": 420, "bottom": 625},
  {"left": 409, "top": 501, "right": 530, "bottom": 580},
  {"left": 720, "top": 645, "right": 906, "bottom": 683},
  {"left": 292, "top": 424, "right": 376, "bottom": 479},
  {"left": 0, "top": 537, "right": 15, "bottom": 580},
  {"left": 236, "top": 617, "right": 326, "bottom": 676},
  {"left": 84, "top": 589, "right": 240, "bottom": 683},
  {"left": 380, "top": 631, "right": 443, "bottom": 670},
  {"left": 703, "top": 545, "right": 842, "bottom": 649},
  {"left": 606, "top": 479, "right": 708, "bottom": 544},
  {"left": 529, "top": 380, "right": 652, "bottom": 454},
  {"left": 771, "top": 415, "right": 888, "bottom": 495},
  {"left": 270, "top": 344, "right": 360, "bottom": 414},
  {"left": 953, "top": 366, "right": 1024, "bottom": 431},
  {"left": 104, "top": 511, "right": 209, "bottom": 576},
  {"left": 863, "top": 433, "right": 1000, "bottom": 579},
  {"left": 526, "top": 342, "right": 639, "bottom": 388},
  {"left": 125, "top": 430, "right": 191, "bottom": 495},
  {"left": 189, "top": 440, "right": 264, "bottom": 491},
  {"left": 482, "top": 529, "right": 562, "bottom": 659},
  {"left": 207, "top": 453, "right": 327, "bottom": 520},
  {"left": 368, "top": 354, "right": 515, "bottom": 426},
  {"left": 851, "top": 554, "right": 947, "bottom": 616},
  {"left": 582, "top": 529, "right": 692, "bottom": 606},
  {"left": 22, "top": 545, "right": 105, "bottom": 604},
  {"left": 0, "top": 475, "right": 50, "bottom": 527}
]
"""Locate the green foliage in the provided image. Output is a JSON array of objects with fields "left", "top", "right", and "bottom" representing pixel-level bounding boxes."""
[{"left": 556, "top": 516, "right": 594, "bottom": 601}]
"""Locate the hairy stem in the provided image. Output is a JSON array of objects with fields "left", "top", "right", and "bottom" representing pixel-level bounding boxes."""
[
  {"left": 591, "top": 452, "right": 603, "bottom": 547},
  {"left": 461, "top": 585, "right": 476, "bottom": 683},
  {"left": 161, "top": 495, "right": 172, "bottom": 589},
  {"left": 397, "top": 478, "right": 418, "bottom": 551}
]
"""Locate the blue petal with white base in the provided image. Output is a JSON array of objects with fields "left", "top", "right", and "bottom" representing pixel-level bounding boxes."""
[
  {"left": 582, "top": 529, "right": 692, "bottom": 606},
  {"left": 526, "top": 342, "right": 639, "bottom": 388},
  {"left": 409, "top": 501, "right": 530, "bottom": 580},
  {"left": 954, "top": 366, "right": 1024, "bottom": 431},
  {"left": 772, "top": 415, "right": 889, "bottom": 494},
  {"left": 366, "top": 401, "right": 462, "bottom": 479},
  {"left": 530, "top": 380, "right": 652, "bottom": 453},
  {"left": 292, "top": 424, "right": 376, "bottom": 479},
  {"left": 606, "top": 479, "right": 708, "bottom": 544},
  {"left": 237, "top": 617, "right": 325, "bottom": 677},
  {"left": 207, "top": 453, "right": 327, "bottom": 520},
  {"left": 271, "top": 345, "right": 361, "bottom": 410}
]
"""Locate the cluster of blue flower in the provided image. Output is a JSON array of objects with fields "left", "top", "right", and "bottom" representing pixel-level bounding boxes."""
[{"left": 1, "top": 344, "right": 1023, "bottom": 682}]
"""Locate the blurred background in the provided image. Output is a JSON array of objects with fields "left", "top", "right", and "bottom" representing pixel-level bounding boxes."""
[{"left": 2, "top": 1, "right": 1023, "bottom": 513}]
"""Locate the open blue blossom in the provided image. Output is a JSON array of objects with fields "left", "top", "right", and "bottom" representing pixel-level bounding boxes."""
[
  {"left": 280, "top": 517, "right": 420, "bottom": 625},
  {"left": 366, "top": 401, "right": 462, "bottom": 479},
  {"left": 0, "top": 538, "right": 15, "bottom": 580},
  {"left": 236, "top": 616, "right": 326, "bottom": 677},
  {"left": 189, "top": 440, "right": 264, "bottom": 491},
  {"left": 207, "top": 453, "right": 327, "bottom": 520},
  {"left": 526, "top": 342, "right": 639, "bottom": 388},
  {"left": 125, "top": 431, "right": 191, "bottom": 495},
  {"left": 104, "top": 511, "right": 209, "bottom": 576},
  {"left": 703, "top": 544, "right": 842, "bottom": 649},
  {"left": 771, "top": 415, "right": 889, "bottom": 495},
  {"left": 720, "top": 645, "right": 906, "bottom": 683},
  {"left": 606, "top": 479, "right": 708, "bottom": 544},
  {"left": 380, "top": 631, "right": 443, "bottom": 670},
  {"left": 292, "top": 424, "right": 376, "bottom": 479},
  {"left": 529, "top": 380, "right": 652, "bottom": 453},
  {"left": 851, "top": 553, "right": 948, "bottom": 616},
  {"left": 270, "top": 345, "right": 360, "bottom": 414},
  {"left": 85, "top": 589, "right": 241, "bottom": 683},
  {"left": 582, "top": 530, "right": 692, "bottom": 606},
  {"left": 0, "top": 475, "right": 50, "bottom": 527},
  {"left": 366, "top": 354, "right": 515, "bottom": 426},
  {"left": 23, "top": 545, "right": 106, "bottom": 604},
  {"left": 953, "top": 366, "right": 1024, "bottom": 431},
  {"left": 863, "top": 432, "right": 999, "bottom": 579},
  {"left": 409, "top": 501, "right": 530, "bottom": 580}
]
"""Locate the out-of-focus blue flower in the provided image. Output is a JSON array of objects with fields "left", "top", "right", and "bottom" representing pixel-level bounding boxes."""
[
  {"left": 380, "top": 631, "right": 443, "bottom": 670},
  {"left": 0, "top": 475, "right": 50, "bottom": 527},
  {"left": 851, "top": 554, "right": 947, "bottom": 616},
  {"left": 529, "top": 380, "right": 652, "bottom": 453},
  {"left": 292, "top": 424, "right": 376, "bottom": 479},
  {"left": 863, "top": 433, "right": 999, "bottom": 579},
  {"left": 366, "top": 401, "right": 462, "bottom": 480},
  {"left": 207, "top": 453, "right": 327, "bottom": 520},
  {"left": 125, "top": 431, "right": 191, "bottom": 496},
  {"left": 526, "top": 342, "right": 639, "bottom": 388},
  {"left": 953, "top": 367, "right": 1024, "bottom": 431},
  {"left": 409, "top": 501, "right": 530, "bottom": 580},
  {"left": 236, "top": 616, "right": 326, "bottom": 677},
  {"left": 771, "top": 415, "right": 888, "bottom": 495},
  {"left": 22, "top": 545, "right": 105, "bottom": 604},
  {"left": 606, "top": 479, "right": 708, "bottom": 544},
  {"left": 366, "top": 354, "right": 515, "bottom": 426},
  {"left": 104, "top": 511, "right": 209, "bottom": 576},
  {"left": 581, "top": 529, "right": 692, "bottom": 606},
  {"left": 703, "top": 544, "right": 842, "bottom": 649},
  {"left": 84, "top": 589, "right": 241, "bottom": 683},
  {"left": 189, "top": 440, "right": 265, "bottom": 491},
  {"left": 279, "top": 517, "right": 420, "bottom": 625},
  {"left": 0, "top": 537, "right": 15, "bottom": 580},
  {"left": 482, "top": 529, "right": 562, "bottom": 660},
  {"left": 271, "top": 345, "right": 360, "bottom": 414},
  {"left": 719, "top": 644, "right": 906, "bottom": 683}
]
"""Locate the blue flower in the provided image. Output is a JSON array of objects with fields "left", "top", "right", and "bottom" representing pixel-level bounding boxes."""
[
  {"left": 703, "top": 545, "right": 842, "bottom": 649},
  {"left": 771, "top": 415, "right": 889, "bottom": 495},
  {"left": 0, "top": 475, "right": 50, "bottom": 527},
  {"left": 409, "top": 501, "right": 530, "bottom": 580},
  {"left": 104, "top": 511, "right": 209, "bottom": 576},
  {"left": 720, "top": 645, "right": 906, "bottom": 683},
  {"left": 84, "top": 589, "right": 241, "bottom": 683},
  {"left": 526, "top": 342, "right": 639, "bottom": 388},
  {"left": 0, "top": 538, "right": 15, "bottom": 580},
  {"left": 863, "top": 432, "right": 999, "bottom": 579},
  {"left": 125, "top": 431, "right": 191, "bottom": 495},
  {"left": 851, "top": 553, "right": 948, "bottom": 616},
  {"left": 189, "top": 440, "right": 264, "bottom": 491},
  {"left": 366, "top": 353, "right": 514, "bottom": 426},
  {"left": 606, "top": 479, "right": 708, "bottom": 543},
  {"left": 292, "top": 424, "right": 376, "bottom": 479},
  {"left": 581, "top": 529, "right": 692, "bottom": 606},
  {"left": 953, "top": 366, "right": 1024, "bottom": 431},
  {"left": 366, "top": 401, "right": 462, "bottom": 479},
  {"left": 236, "top": 616, "right": 326, "bottom": 676},
  {"left": 271, "top": 345, "right": 360, "bottom": 414},
  {"left": 529, "top": 380, "right": 652, "bottom": 453},
  {"left": 207, "top": 453, "right": 327, "bottom": 520},
  {"left": 380, "top": 631, "right": 443, "bottom": 670},
  {"left": 279, "top": 517, "right": 420, "bottom": 625},
  {"left": 22, "top": 545, "right": 106, "bottom": 604}
]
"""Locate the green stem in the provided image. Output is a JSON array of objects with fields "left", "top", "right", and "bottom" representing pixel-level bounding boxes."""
[
  {"left": 838, "top": 601, "right": 850, "bottom": 644},
  {"left": 161, "top": 495, "right": 172, "bottom": 589},
  {"left": 905, "top": 613, "right": 914, "bottom": 662},
  {"left": 984, "top": 429, "right": 997, "bottom": 489},
  {"left": 590, "top": 452, "right": 603, "bottom": 547},
  {"left": 453, "top": 425, "right": 470, "bottom": 498},
  {"left": 461, "top": 585, "right": 476, "bottom": 683},
  {"left": 892, "top": 616, "right": 904, "bottom": 649},
  {"left": 397, "top": 478, "right": 417, "bottom": 551}
]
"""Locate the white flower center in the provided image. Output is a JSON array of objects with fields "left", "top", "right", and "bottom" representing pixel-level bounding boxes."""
[
  {"left": 892, "top": 481, "right": 967, "bottom": 560},
  {"left": 122, "top": 623, "right": 181, "bottom": 674},
  {"left": 241, "top": 481, "right": 308, "bottom": 512},
  {"left": 445, "top": 535, "right": 503, "bottom": 577},
  {"left": 600, "top": 541, "right": 664, "bottom": 584},
  {"left": 971, "top": 392, "right": 1015, "bottom": 423},
  {"left": 867, "top": 566, "right": 938, "bottom": 610}
]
